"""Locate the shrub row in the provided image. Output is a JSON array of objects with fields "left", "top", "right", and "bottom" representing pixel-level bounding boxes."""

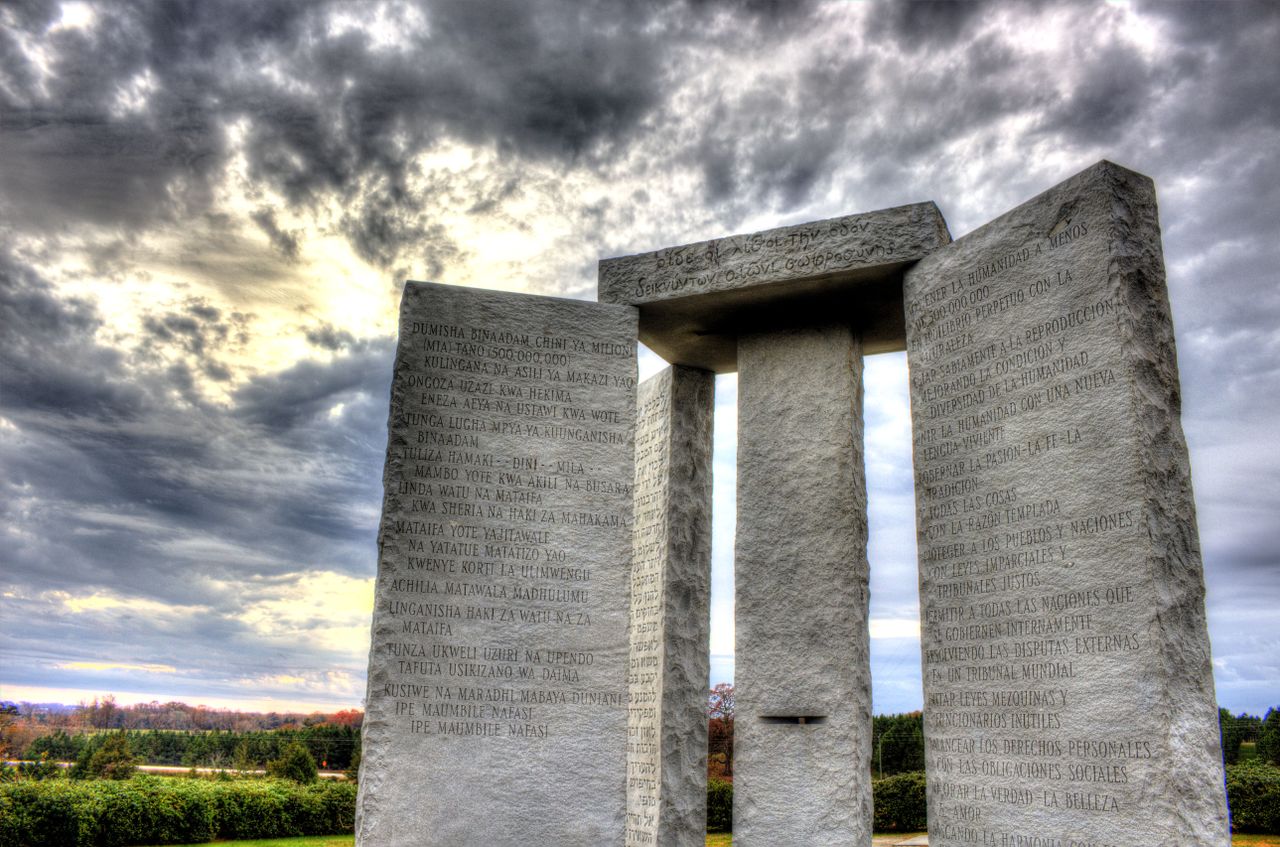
[
  {"left": 871, "top": 771, "right": 928, "bottom": 833},
  {"left": 703, "top": 771, "right": 928, "bottom": 834},
  {"left": 706, "top": 777, "right": 732, "bottom": 832},
  {"left": 0, "top": 775, "right": 356, "bottom": 847},
  {"left": 704, "top": 763, "right": 1280, "bottom": 834},
  {"left": 5, "top": 762, "right": 1276, "bottom": 843},
  {"left": 1227, "top": 760, "right": 1280, "bottom": 833}
]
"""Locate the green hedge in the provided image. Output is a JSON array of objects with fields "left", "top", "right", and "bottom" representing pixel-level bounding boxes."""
[
  {"left": 706, "top": 777, "right": 732, "bottom": 833},
  {"left": 1227, "top": 760, "right": 1280, "bottom": 833},
  {"left": 0, "top": 776, "right": 355, "bottom": 847},
  {"left": 700, "top": 772, "right": 928, "bottom": 834},
  {"left": 872, "top": 770, "right": 927, "bottom": 833}
]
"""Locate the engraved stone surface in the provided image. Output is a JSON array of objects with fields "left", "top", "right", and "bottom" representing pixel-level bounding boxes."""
[
  {"left": 735, "top": 323, "right": 872, "bottom": 846},
  {"left": 599, "top": 204, "right": 951, "bottom": 371},
  {"left": 356, "top": 281, "right": 638, "bottom": 847},
  {"left": 905, "top": 161, "right": 1229, "bottom": 846},
  {"left": 626, "top": 365, "right": 715, "bottom": 847}
]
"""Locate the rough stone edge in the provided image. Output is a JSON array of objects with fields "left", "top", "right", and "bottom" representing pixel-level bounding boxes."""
[
  {"left": 598, "top": 202, "right": 950, "bottom": 306},
  {"left": 1103, "top": 162, "right": 1230, "bottom": 843},
  {"left": 658, "top": 365, "right": 715, "bottom": 846}
]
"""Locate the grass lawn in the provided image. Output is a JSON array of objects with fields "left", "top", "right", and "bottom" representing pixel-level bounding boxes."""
[
  {"left": 141, "top": 839, "right": 355, "bottom": 847},
  {"left": 137, "top": 832, "right": 1280, "bottom": 846},
  {"left": 706, "top": 836, "right": 1276, "bottom": 846}
]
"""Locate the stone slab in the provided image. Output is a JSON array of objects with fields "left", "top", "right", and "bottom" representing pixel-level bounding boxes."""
[
  {"left": 735, "top": 323, "right": 872, "bottom": 845},
  {"left": 626, "top": 365, "right": 715, "bottom": 847},
  {"left": 598, "top": 204, "right": 950, "bottom": 372},
  {"left": 905, "top": 161, "right": 1229, "bottom": 846},
  {"left": 357, "top": 281, "right": 638, "bottom": 847}
]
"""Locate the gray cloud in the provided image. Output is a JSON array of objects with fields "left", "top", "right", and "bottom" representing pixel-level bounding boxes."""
[
  {"left": 0, "top": 253, "right": 391, "bottom": 667},
  {"left": 866, "top": 0, "right": 988, "bottom": 47},
  {"left": 251, "top": 208, "right": 301, "bottom": 260}
]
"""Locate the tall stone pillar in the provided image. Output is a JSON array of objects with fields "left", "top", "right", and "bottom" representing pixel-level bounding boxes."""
[
  {"left": 735, "top": 323, "right": 872, "bottom": 846},
  {"left": 358, "top": 281, "right": 637, "bottom": 847},
  {"left": 905, "top": 160, "right": 1229, "bottom": 846},
  {"left": 626, "top": 365, "right": 715, "bottom": 847}
]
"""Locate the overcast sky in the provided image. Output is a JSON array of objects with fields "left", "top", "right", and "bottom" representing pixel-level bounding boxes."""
[{"left": 1, "top": 0, "right": 1277, "bottom": 716}]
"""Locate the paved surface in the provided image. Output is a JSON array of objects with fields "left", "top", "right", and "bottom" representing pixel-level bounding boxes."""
[{"left": 872, "top": 836, "right": 928, "bottom": 846}]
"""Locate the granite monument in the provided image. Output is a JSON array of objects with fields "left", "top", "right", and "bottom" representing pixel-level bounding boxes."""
[{"left": 359, "top": 162, "right": 1228, "bottom": 847}]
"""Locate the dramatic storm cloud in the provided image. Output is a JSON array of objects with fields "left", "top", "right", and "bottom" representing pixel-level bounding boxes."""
[{"left": 1, "top": 0, "right": 1277, "bottom": 714}]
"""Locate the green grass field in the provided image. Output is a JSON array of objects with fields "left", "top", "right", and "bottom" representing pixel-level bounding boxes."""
[
  {"left": 141, "top": 835, "right": 1278, "bottom": 847},
  {"left": 1234, "top": 836, "right": 1280, "bottom": 847},
  {"left": 141, "top": 839, "right": 356, "bottom": 847}
]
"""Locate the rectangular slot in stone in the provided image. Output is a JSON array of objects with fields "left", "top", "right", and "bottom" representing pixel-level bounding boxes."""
[
  {"left": 357, "top": 281, "right": 638, "bottom": 847},
  {"left": 759, "top": 716, "right": 829, "bottom": 725},
  {"left": 905, "top": 161, "right": 1229, "bottom": 847}
]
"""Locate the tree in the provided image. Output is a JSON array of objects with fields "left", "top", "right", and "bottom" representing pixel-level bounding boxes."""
[
  {"left": 81, "top": 695, "right": 120, "bottom": 730},
  {"left": 1221, "top": 708, "right": 1248, "bottom": 765},
  {"left": 267, "top": 741, "right": 318, "bottom": 783},
  {"left": 0, "top": 703, "right": 24, "bottom": 759},
  {"left": 1257, "top": 707, "right": 1280, "bottom": 766},
  {"left": 707, "top": 684, "right": 734, "bottom": 779},
  {"left": 346, "top": 744, "right": 362, "bottom": 783},
  {"left": 72, "top": 732, "right": 136, "bottom": 780},
  {"left": 873, "top": 712, "right": 925, "bottom": 776},
  {"left": 707, "top": 684, "right": 734, "bottom": 720}
]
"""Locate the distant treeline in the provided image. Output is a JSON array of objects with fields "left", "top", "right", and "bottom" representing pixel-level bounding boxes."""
[
  {"left": 871, "top": 713, "right": 925, "bottom": 776},
  {"left": 1222, "top": 707, "right": 1280, "bottom": 766},
  {"left": 25, "top": 725, "right": 360, "bottom": 771},
  {"left": 10, "top": 696, "right": 363, "bottom": 732}
]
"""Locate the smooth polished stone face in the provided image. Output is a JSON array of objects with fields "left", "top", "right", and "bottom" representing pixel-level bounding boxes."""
[
  {"left": 598, "top": 203, "right": 951, "bottom": 371},
  {"left": 905, "top": 161, "right": 1229, "bottom": 847},
  {"left": 357, "top": 281, "right": 638, "bottom": 847},
  {"left": 734, "top": 323, "right": 872, "bottom": 847},
  {"left": 626, "top": 365, "right": 714, "bottom": 847}
]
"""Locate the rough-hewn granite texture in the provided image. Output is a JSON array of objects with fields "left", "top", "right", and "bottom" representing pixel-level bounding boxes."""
[
  {"left": 735, "top": 324, "right": 872, "bottom": 846},
  {"left": 626, "top": 365, "right": 714, "bottom": 847},
  {"left": 598, "top": 205, "right": 950, "bottom": 371},
  {"left": 904, "top": 161, "right": 1229, "bottom": 846},
  {"left": 357, "top": 281, "right": 638, "bottom": 847}
]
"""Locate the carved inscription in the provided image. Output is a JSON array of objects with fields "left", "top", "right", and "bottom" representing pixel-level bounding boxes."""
[
  {"left": 597, "top": 202, "right": 948, "bottom": 309},
  {"left": 625, "top": 376, "right": 671, "bottom": 846},
  {"left": 908, "top": 205, "right": 1161, "bottom": 846},
  {"left": 631, "top": 216, "right": 898, "bottom": 299},
  {"left": 359, "top": 282, "right": 636, "bottom": 846},
  {"left": 379, "top": 322, "right": 633, "bottom": 735}
]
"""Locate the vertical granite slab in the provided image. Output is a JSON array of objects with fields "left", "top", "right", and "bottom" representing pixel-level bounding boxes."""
[
  {"left": 357, "top": 281, "right": 638, "bottom": 847},
  {"left": 735, "top": 323, "right": 872, "bottom": 846},
  {"left": 905, "top": 161, "right": 1229, "bottom": 846},
  {"left": 626, "top": 365, "right": 715, "bottom": 847}
]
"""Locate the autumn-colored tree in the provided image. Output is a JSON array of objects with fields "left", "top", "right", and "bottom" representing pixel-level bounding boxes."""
[
  {"left": 707, "top": 683, "right": 734, "bottom": 720},
  {"left": 707, "top": 684, "right": 734, "bottom": 780},
  {"left": 328, "top": 709, "right": 364, "bottom": 728}
]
